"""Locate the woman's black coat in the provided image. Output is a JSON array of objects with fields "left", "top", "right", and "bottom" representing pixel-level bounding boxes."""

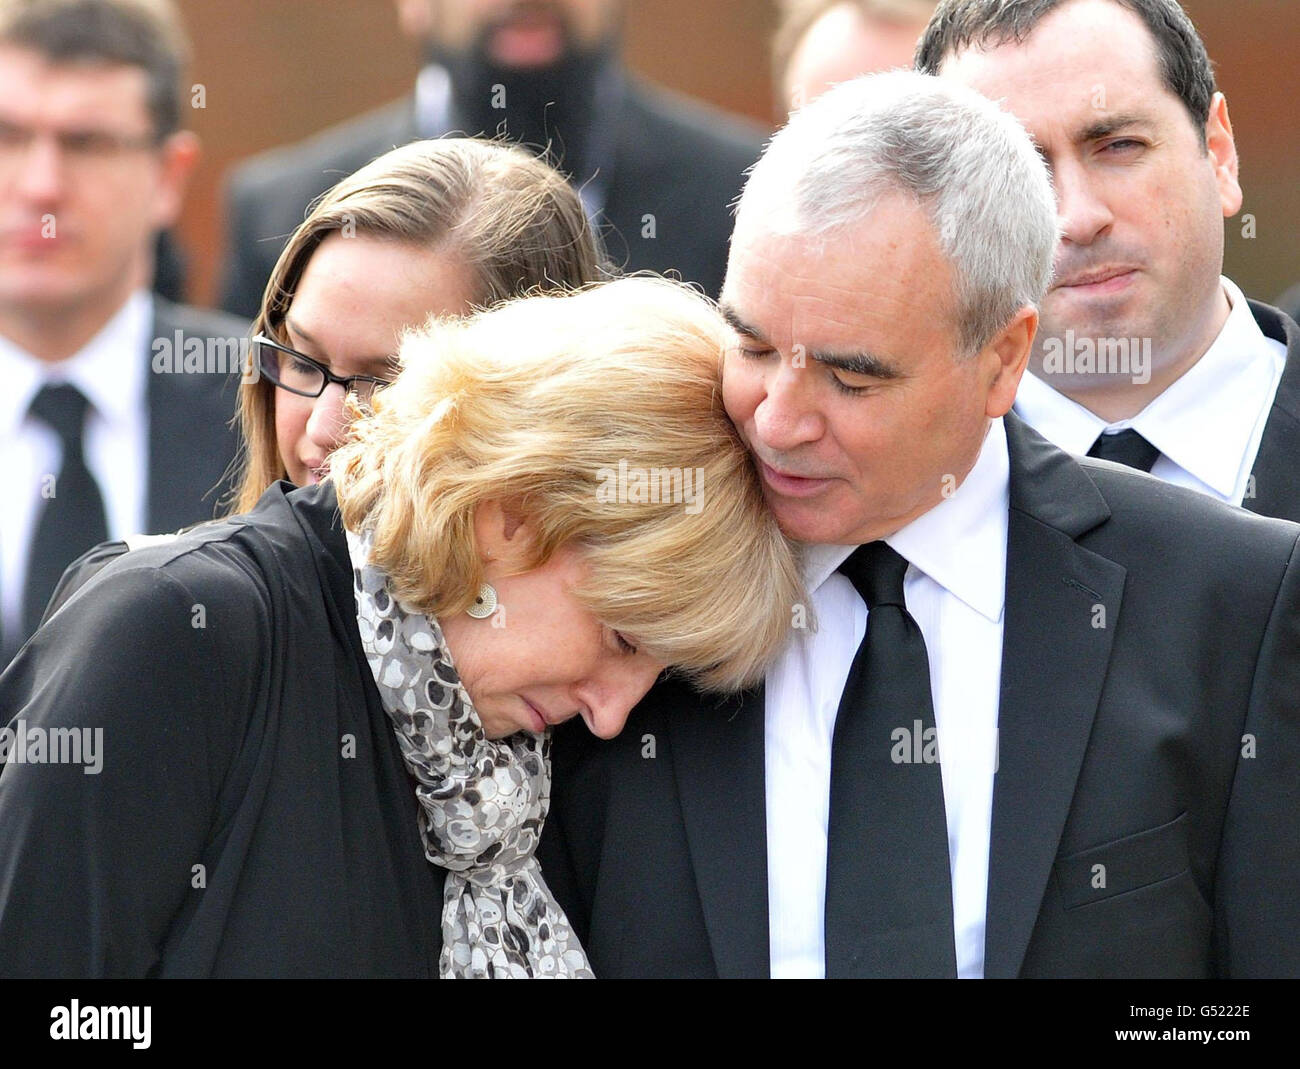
[{"left": 0, "top": 482, "right": 446, "bottom": 977}]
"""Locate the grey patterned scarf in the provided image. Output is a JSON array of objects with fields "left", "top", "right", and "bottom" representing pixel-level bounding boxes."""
[{"left": 346, "top": 528, "right": 594, "bottom": 979}]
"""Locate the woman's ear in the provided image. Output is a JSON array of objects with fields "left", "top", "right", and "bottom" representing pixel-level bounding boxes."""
[
  {"left": 472, "top": 499, "right": 534, "bottom": 571},
  {"left": 500, "top": 502, "right": 527, "bottom": 542}
]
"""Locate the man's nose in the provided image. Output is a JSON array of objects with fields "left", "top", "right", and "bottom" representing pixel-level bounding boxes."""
[
  {"left": 305, "top": 383, "right": 348, "bottom": 451},
  {"left": 752, "top": 356, "right": 825, "bottom": 453},
  {"left": 578, "top": 662, "right": 663, "bottom": 740},
  {"left": 1054, "top": 156, "right": 1113, "bottom": 247},
  {"left": 11, "top": 134, "right": 66, "bottom": 203}
]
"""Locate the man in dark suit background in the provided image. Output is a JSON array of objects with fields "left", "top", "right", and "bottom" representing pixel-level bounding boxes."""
[
  {"left": 918, "top": 0, "right": 1300, "bottom": 522},
  {"left": 538, "top": 70, "right": 1300, "bottom": 978},
  {"left": 219, "top": 0, "right": 766, "bottom": 317},
  {"left": 0, "top": 0, "right": 244, "bottom": 664}
]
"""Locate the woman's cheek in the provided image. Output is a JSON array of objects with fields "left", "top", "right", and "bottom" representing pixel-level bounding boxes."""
[{"left": 273, "top": 395, "right": 309, "bottom": 483}]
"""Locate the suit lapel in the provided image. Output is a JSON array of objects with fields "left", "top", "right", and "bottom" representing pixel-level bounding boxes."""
[
  {"left": 1245, "top": 301, "right": 1300, "bottom": 523},
  {"left": 984, "top": 416, "right": 1127, "bottom": 978},
  {"left": 666, "top": 681, "right": 770, "bottom": 978}
]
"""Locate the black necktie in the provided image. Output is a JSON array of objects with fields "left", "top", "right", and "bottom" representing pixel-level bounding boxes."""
[
  {"left": 20, "top": 383, "right": 110, "bottom": 643},
  {"left": 824, "top": 541, "right": 957, "bottom": 978},
  {"left": 1087, "top": 428, "right": 1160, "bottom": 472}
]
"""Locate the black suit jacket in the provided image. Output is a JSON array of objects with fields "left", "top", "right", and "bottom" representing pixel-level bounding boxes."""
[
  {"left": 218, "top": 77, "right": 766, "bottom": 317},
  {"left": 145, "top": 297, "right": 246, "bottom": 532},
  {"left": 538, "top": 415, "right": 1300, "bottom": 978},
  {"left": 1, "top": 299, "right": 244, "bottom": 663},
  {"left": 40, "top": 296, "right": 243, "bottom": 625},
  {"left": 1245, "top": 300, "right": 1300, "bottom": 523},
  {"left": 0, "top": 482, "right": 446, "bottom": 977}
]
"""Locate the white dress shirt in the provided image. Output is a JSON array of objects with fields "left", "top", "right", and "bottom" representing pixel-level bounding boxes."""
[
  {"left": 0, "top": 291, "right": 151, "bottom": 642},
  {"left": 1014, "top": 277, "right": 1286, "bottom": 506},
  {"left": 767, "top": 417, "right": 1009, "bottom": 979},
  {"left": 414, "top": 62, "right": 453, "bottom": 139}
]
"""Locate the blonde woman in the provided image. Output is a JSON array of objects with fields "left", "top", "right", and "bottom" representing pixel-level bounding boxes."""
[{"left": 0, "top": 277, "right": 804, "bottom": 978}]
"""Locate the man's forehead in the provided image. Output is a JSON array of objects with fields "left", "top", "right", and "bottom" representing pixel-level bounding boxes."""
[
  {"left": 723, "top": 212, "right": 955, "bottom": 363},
  {"left": 723, "top": 224, "right": 868, "bottom": 340},
  {"left": 0, "top": 45, "right": 152, "bottom": 113},
  {"left": 722, "top": 289, "right": 868, "bottom": 349},
  {"left": 935, "top": 0, "right": 1169, "bottom": 122}
]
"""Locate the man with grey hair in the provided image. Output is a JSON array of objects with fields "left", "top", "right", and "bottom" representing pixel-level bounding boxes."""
[
  {"left": 539, "top": 70, "right": 1300, "bottom": 978},
  {"left": 919, "top": 0, "right": 1300, "bottom": 522}
]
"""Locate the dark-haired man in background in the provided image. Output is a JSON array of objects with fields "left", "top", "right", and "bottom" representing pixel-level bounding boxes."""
[
  {"left": 0, "top": 0, "right": 243, "bottom": 664},
  {"left": 220, "top": 0, "right": 765, "bottom": 316},
  {"left": 919, "top": 0, "right": 1300, "bottom": 521}
]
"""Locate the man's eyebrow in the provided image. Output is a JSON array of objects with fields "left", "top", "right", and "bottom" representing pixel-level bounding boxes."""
[
  {"left": 719, "top": 304, "right": 771, "bottom": 344},
  {"left": 1077, "top": 114, "right": 1148, "bottom": 143},
  {"left": 808, "top": 349, "right": 902, "bottom": 379},
  {"left": 719, "top": 304, "right": 899, "bottom": 377},
  {"left": 719, "top": 302, "right": 902, "bottom": 378}
]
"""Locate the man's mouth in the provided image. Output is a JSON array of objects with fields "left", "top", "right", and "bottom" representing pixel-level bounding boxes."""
[
  {"left": 3, "top": 224, "right": 69, "bottom": 251},
  {"left": 757, "top": 459, "right": 834, "bottom": 498},
  {"left": 488, "top": 4, "right": 567, "bottom": 68},
  {"left": 1053, "top": 266, "right": 1138, "bottom": 295}
]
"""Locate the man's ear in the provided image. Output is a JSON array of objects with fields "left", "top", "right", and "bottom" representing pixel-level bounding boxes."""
[
  {"left": 1204, "top": 92, "right": 1243, "bottom": 219},
  {"left": 981, "top": 305, "right": 1036, "bottom": 419},
  {"left": 150, "top": 129, "right": 200, "bottom": 230}
]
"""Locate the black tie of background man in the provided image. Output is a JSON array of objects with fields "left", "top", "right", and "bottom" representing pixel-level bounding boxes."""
[
  {"left": 1087, "top": 429, "right": 1160, "bottom": 472},
  {"left": 825, "top": 541, "right": 958, "bottom": 978},
  {"left": 20, "top": 383, "right": 110, "bottom": 645}
]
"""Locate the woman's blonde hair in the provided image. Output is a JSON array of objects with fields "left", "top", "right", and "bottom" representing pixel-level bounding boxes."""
[
  {"left": 333, "top": 276, "right": 805, "bottom": 692},
  {"left": 230, "top": 137, "right": 606, "bottom": 513}
]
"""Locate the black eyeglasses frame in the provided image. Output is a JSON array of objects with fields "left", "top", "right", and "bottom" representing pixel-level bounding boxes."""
[{"left": 252, "top": 333, "right": 393, "bottom": 399}]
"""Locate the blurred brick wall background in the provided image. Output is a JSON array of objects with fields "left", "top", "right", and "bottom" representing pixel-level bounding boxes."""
[{"left": 173, "top": 0, "right": 1298, "bottom": 308}]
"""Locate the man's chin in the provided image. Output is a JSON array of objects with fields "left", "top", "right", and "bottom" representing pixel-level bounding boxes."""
[
  {"left": 1037, "top": 303, "right": 1144, "bottom": 348},
  {"left": 0, "top": 273, "right": 98, "bottom": 316},
  {"left": 768, "top": 495, "right": 858, "bottom": 546}
]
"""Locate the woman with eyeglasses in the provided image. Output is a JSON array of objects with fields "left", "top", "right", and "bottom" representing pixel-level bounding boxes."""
[
  {"left": 0, "top": 272, "right": 805, "bottom": 978},
  {"left": 37, "top": 136, "right": 605, "bottom": 619},
  {"left": 234, "top": 136, "right": 605, "bottom": 508}
]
